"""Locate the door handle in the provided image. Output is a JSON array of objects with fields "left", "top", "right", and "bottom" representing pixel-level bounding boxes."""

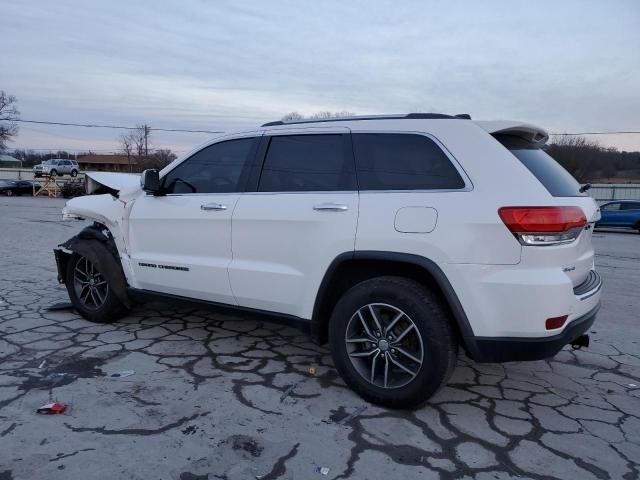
[
  {"left": 200, "top": 203, "right": 227, "bottom": 211},
  {"left": 313, "top": 203, "right": 349, "bottom": 212}
]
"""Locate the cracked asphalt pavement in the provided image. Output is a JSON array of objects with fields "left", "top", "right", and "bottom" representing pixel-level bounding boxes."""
[{"left": 1, "top": 197, "right": 639, "bottom": 480}]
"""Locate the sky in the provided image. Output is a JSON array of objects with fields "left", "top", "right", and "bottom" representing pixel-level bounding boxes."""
[{"left": 2, "top": 0, "right": 640, "bottom": 155}]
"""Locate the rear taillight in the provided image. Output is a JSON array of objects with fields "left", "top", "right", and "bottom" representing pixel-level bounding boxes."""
[{"left": 498, "top": 206, "right": 587, "bottom": 246}]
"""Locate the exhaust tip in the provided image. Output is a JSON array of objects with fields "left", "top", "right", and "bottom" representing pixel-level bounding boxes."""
[{"left": 571, "top": 334, "right": 590, "bottom": 350}]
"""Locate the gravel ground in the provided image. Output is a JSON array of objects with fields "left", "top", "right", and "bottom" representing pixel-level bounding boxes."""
[{"left": 1, "top": 196, "right": 639, "bottom": 480}]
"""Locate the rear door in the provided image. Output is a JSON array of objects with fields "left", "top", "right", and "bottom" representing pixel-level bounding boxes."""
[
  {"left": 128, "top": 134, "right": 260, "bottom": 303},
  {"left": 229, "top": 128, "right": 358, "bottom": 318}
]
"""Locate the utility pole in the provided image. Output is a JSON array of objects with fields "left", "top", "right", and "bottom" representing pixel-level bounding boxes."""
[{"left": 144, "top": 124, "right": 150, "bottom": 156}]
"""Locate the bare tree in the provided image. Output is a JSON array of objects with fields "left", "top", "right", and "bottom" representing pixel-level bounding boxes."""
[
  {"left": 139, "top": 149, "right": 177, "bottom": 170},
  {"left": 126, "top": 124, "right": 151, "bottom": 157},
  {"left": 0, "top": 91, "right": 19, "bottom": 151},
  {"left": 281, "top": 111, "right": 356, "bottom": 122},
  {"left": 120, "top": 133, "right": 134, "bottom": 172},
  {"left": 281, "top": 112, "right": 305, "bottom": 122},
  {"left": 310, "top": 111, "right": 356, "bottom": 119}
]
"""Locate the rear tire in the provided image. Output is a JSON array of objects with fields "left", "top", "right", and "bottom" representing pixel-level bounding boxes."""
[
  {"left": 6, "top": 190, "right": 13, "bottom": 197},
  {"left": 71, "top": 169, "right": 78, "bottom": 177},
  {"left": 329, "top": 276, "right": 457, "bottom": 409},
  {"left": 65, "top": 253, "right": 128, "bottom": 323}
]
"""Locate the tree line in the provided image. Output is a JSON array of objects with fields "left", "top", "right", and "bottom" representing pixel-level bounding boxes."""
[{"left": 546, "top": 136, "right": 640, "bottom": 183}]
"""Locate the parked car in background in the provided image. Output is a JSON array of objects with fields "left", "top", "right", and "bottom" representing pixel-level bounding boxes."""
[
  {"left": 596, "top": 200, "right": 640, "bottom": 233},
  {"left": 33, "top": 159, "right": 80, "bottom": 177},
  {"left": 0, "top": 179, "right": 33, "bottom": 196}
]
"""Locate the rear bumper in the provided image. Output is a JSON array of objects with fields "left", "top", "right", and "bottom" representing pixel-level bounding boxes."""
[{"left": 472, "top": 302, "right": 599, "bottom": 362}]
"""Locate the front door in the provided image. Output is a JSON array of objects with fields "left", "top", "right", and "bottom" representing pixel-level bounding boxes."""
[
  {"left": 229, "top": 128, "right": 358, "bottom": 319},
  {"left": 128, "top": 134, "right": 260, "bottom": 303}
]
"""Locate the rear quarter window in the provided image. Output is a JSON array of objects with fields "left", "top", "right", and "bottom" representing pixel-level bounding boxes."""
[
  {"left": 509, "top": 148, "right": 586, "bottom": 197},
  {"left": 352, "top": 133, "right": 465, "bottom": 191}
]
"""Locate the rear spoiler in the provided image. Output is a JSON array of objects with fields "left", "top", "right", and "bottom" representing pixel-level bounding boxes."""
[{"left": 475, "top": 121, "right": 549, "bottom": 148}]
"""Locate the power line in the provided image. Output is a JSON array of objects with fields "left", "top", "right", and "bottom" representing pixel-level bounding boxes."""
[
  {"left": 13, "top": 119, "right": 224, "bottom": 135},
  {"left": 12, "top": 118, "right": 640, "bottom": 136},
  {"left": 551, "top": 131, "right": 640, "bottom": 135}
]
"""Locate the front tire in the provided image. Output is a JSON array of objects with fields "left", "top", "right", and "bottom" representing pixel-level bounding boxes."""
[
  {"left": 65, "top": 253, "right": 127, "bottom": 323},
  {"left": 6, "top": 190, "right": 13, "bottom": 197},
  {"left": 329, "top": 276, "right": 457, "bottom": 409},
  {"left": 50, "top": 169, "right": 58, "bottom": 177}
]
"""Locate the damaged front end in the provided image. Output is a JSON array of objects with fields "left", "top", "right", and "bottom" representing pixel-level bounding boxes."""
[
  {"left": 54, "top": 224, "right": 133, "bottom": 309},
  {"left": 54, "top": 171, "right": 142, "bottom": 309}
]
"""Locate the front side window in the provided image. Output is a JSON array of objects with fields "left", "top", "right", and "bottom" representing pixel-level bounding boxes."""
[
  {"left": 258, "top": 134, "right": 354, "bottom": 192},
  {"left": 602, "top": 203, "right": 621, "bottom": 211},
  {"left": 352, "top": 133, "right": 466, "bottom": 190},
  {"left": 161, "top": 137, "right": 256, "bottom": 194}
]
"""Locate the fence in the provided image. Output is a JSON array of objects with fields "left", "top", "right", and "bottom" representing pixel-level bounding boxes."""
[
  {"left": 0, "top": 168, "right": 85, "bottom": 181},
  {"left": 588, "top": 184, "right": 640, "bottom": 204}
]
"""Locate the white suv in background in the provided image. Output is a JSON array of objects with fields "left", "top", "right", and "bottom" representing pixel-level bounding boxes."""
[
  {"left": 34, "top": 159, "right": 80, "bottom": 177},
  {"left": 54, "top": 113, "right": 602, "bottom": 408}
]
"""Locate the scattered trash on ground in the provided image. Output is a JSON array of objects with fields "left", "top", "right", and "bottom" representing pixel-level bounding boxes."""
[
  {"left": 36, "top": 402, "right": 67, "bottom": 415},
  {"left": 336, "top": 405, "right": 367, "bottom": 425},
  {"left": 316, "top": 466, "right": 330, "bottom": 475},
  {"left": 308, "top": 367, "right": 316, "bottom": 376},
  {"left": 45, "top": 302, "right": 75, "bottom": 311},
  {"left": 38, "top": 359, "right": 47, "bottom": 369},
  {"left": 111, "top": 370, "right": 135, "bottom": 378}
]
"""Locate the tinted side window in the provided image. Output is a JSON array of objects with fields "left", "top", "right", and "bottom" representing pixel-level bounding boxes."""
[
  {"left": 352, "top": 133, "right": 465, "bottom": 190},
  {"left": 602, "top": 203, "right": 621, "bottom": 211},
  {"left": 622, "top": 202, "right": 640, "bottom": 211},
  {"left": 162, "top": 138, "right": 256, "bottom": 194},
  {"left": 258, "top": 134, "right": 354, "bottom": 192}
]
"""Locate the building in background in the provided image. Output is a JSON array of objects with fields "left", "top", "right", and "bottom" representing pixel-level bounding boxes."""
[
  {"left": 0, "top": 154, "right": 21, "bottom": 168},
  {"left": 77, "top": 154, "right": 139, "bottom": 172}
]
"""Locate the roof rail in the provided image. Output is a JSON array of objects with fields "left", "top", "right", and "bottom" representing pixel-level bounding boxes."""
[{"left": 261, "top": 112, "right": 470, "bottom": 127}]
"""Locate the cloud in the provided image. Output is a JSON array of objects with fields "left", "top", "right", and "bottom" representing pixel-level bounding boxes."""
[{"left": 2, "top": 0, "right": 639, "bottom": 151}]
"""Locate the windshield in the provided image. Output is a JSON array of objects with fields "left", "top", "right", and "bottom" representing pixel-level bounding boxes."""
[
  {"left": 44, "top": 159, "right": 58, "bottom": 165},
  {"left": 510, "top": 148, "right": 586, "bottom": 197}
]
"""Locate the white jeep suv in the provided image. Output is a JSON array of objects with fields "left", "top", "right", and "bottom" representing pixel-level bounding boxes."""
[{"left": 54, "top": 113, "right": 602, "bottom": 408}]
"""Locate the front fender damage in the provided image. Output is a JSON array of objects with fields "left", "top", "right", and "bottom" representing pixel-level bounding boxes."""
[{"left": 54, "top": 225, "right": 132, "bottom": 308}]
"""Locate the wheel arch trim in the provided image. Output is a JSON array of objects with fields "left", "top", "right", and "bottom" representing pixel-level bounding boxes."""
[{"left": 312, "top": 250, "right": 481, "bottom": 359}]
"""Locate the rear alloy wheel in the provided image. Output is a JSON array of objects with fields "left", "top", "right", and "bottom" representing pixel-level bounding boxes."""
[
  {"left": 345, "top": 303, "right": 423, "bottom": 389},
  {"left": 6, "top": 190, "right": 12, "bottom": 196},
  {"left": 65, "top": 253, "right": 127, "bottom": 323},
  {"left": 329, "top": 276, "right": 457, "bottom": 409},
  {"left": 71, "top": 169, "right": 78, "bottom": 177}
]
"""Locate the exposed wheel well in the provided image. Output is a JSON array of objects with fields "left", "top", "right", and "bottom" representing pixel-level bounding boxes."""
[{"left": 312, "top": 253, "right": 477, "bottom": 357}]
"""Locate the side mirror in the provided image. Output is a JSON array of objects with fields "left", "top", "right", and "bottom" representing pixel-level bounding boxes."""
[{"left": 140, "top": 169, "right": 160, "bottom": 193}]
